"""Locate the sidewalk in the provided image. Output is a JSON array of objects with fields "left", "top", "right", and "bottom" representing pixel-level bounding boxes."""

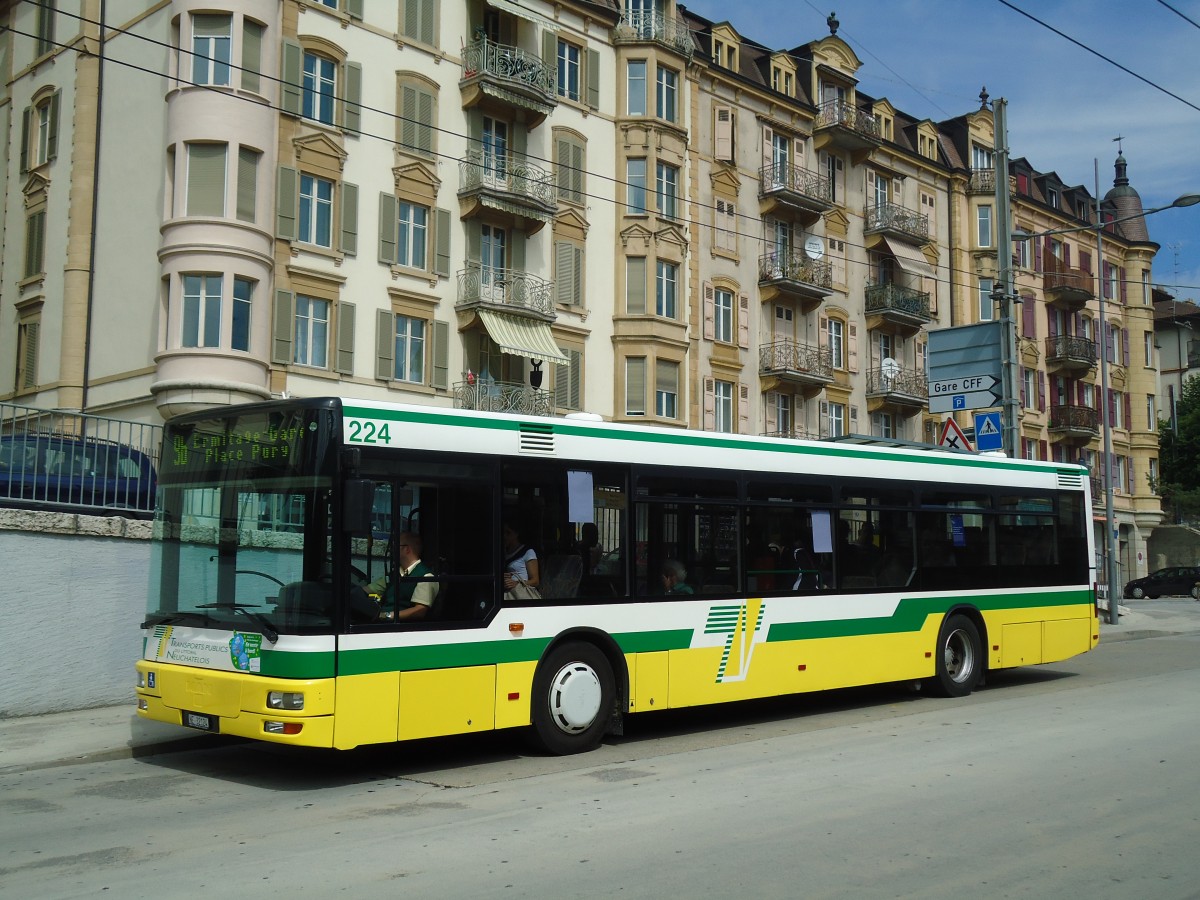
[{"left": 3, "top": 601, "right": 1197, "bottom": 774}]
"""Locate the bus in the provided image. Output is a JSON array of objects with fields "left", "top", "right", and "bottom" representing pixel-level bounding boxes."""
[{"left": 137, "top": 397, "right": 1099, "bottom": 755}]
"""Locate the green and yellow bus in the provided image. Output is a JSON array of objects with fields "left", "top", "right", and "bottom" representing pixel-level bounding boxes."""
[{"left": 137, "top": 397, "right": 1099, "bottom": 754}]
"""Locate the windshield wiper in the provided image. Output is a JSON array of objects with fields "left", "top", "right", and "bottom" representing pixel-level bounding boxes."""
[
  {"left": 195, "top": 604, "right": 279, "bottom": 643},
  {"left": 141, "top": 610, "right": 214, "bottom": 630}
]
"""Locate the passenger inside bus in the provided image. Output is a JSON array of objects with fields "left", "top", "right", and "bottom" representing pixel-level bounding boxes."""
[{"left": 661, "top": 559, "right": 694, "bottom": 595}]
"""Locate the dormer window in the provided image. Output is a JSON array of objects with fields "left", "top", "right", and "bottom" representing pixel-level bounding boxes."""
[
  {"left": 771, "top": 67, "right": 793, "bottom": 96},
  {"left": 1046, "top": 187, "right": 1059, "bottom": 209},
  {"left": 711, "top": 38, "right": 737, "bottom": 70}
]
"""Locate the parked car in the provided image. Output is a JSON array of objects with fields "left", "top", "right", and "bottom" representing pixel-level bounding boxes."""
[
  {"left": 1123, "top": 565, "right": 1200, "bottom": 600},
  {"left": 0, "top": 432, "right": 157, "bottom": 513}
]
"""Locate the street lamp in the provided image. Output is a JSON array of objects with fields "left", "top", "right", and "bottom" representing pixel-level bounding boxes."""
[{"left": 1026, "top": 185, "right": 1198, "bottom": 624}]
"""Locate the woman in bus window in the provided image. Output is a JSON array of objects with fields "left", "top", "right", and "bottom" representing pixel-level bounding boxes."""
[{"left": 502, "top": 522, "right": 541, "bottom": 600}]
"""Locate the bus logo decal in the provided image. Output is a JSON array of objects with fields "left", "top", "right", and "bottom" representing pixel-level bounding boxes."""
[
  {"left": 153, "top": 625, "right": 173, "bottom": 659},
  {"left": 705, "top": 600, "right": 765, "bottom": 683}
]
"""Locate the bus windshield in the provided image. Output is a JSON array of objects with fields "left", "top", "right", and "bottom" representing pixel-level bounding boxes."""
[{"left": 145, "top": 404, "right": 340, "bottom": 635}]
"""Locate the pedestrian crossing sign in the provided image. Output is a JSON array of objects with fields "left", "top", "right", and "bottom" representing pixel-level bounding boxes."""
[{"left": 973, "top": 411, "right": 1003, "bottom": 452}]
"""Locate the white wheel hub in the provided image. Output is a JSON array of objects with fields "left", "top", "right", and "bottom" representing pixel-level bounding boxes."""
[{"left": 548, "top": 662, "right": 602, "bottom": 734}]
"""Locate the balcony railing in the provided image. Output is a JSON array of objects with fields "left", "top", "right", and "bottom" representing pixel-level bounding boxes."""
[
  {"left": 758, "top": 251, "right": 833, "bottom": 292},
  {"left": 459, "top": 149, "right": 556, "bottom": 213},
  {"left": 865, "top": 202, "right": 930, "bottom": 242},
  {"left": 456, "top": 264, "right": 555, "bottom": 317},
  {"left": 759, "top": 340, "right": 833, "bottom": 380},
  {"left": 815, "top": 99, "right": 880, "bottom": 141},
  {"left": 461, "top": 37, "right": 556, "bottom": 106},
  {"left": 759, "top": 163, "right": 833, "bottom": 209},
  {"left": 762, "top": 427, "right": 819, "bottom": 442},
  {"left": 1049, "top": 404, "right": 1100, "bottom": 435},
  {"left": 969, "top": 169, "right": 995, "bottom": 194},
  {"left": 864, "top": 282, "right": 932, "bottom": 322},
  {"left": 453, "top": 379, "right": 554, "bottom": 416},
  {"left": 1043, "top": 265, "right": 1094, "bottom": 307},
  {"left": 613, "top": 11, "right": 694, "bottom": 56},
  {"left": 865, "top": 364, "right": 928, "bottom": 401},
  {"left": 1044, "top": 334, "right": 1098, "bottom": 368}
]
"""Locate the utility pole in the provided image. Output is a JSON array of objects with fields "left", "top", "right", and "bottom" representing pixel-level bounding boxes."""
[{"left": 992, "top": 99, "right": 1020, "bottom": 456}]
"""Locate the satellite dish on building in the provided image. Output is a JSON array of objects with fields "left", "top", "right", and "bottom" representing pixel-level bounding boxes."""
[
  {"left": 881, "top": 357, "right": 900, "bottom": 385},
  {"left": 804, "top": 236, "right": 825, "bottom": 260}
]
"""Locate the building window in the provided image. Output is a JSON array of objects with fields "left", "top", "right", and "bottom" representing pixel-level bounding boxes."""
[
  {"left": 971, "top": 144, "right": 993, "bottom": 171},
  {"left": 978, "top": 278, "right": 995, "bottom": 321},
  {"left": 556, "top": 134, "right": 585, "bottom": 205},
  {"left": 655, "top": 161, "right": 678, "bottom": 219},
  {"left": 827, "top": 318, "right": 844, "bottom": 369},
  {"left": 1022, "top": 368, "right": 1036, "bottom": 409},
  {"left": 299, "top": 174, "right": 334, "bottom": 247},
  {"left": 557, "top": 40, "right": 580, "bottom": 101},
  {"left": 36, "top": 1, "right": 56, "bottom": 56},
  {"left": 396, "top": 201, "right": 429, "bottom": 268},
  {"left": 182, "top": 274, "right": 222, "bottom": 348},
  {"left": 714, "top": 287, "right": 733, "bottom": 343},
  {"left": 25, "top": 92, "right": 61, "bottom": 170},
  {"left": 656, "top": 261, "right": 677, "bottom": 318},
  {"left": 626, "top": 257, "right": 646, "bottom": 314},
  {"left": 714, "top": 199, "right": 736, "bottom": 253},
  {"left": 625, "top": 357, "right": 646, "bottom": 416},
  {"left": 1145, "top": 331, "right": 1154, "bottom": 367},
  {"left": 714, "top": 380, "right": 734, "bottom": 433},
  {"left": 23, "top": 210, "right": 46, "bottom": 279},
  {"left": 192, "top": 14, "right": 232, "bottom": 86},
  {"left": 236, "top": 148, "right": 259, "bottom": 223},
  {"left": 232, "top": 277, "right": 253, "bottom": 352},
  {"left": 627, "top": 60, "right": 647, "bottom": 116},
  {"left": 399, "top": 76, "right": 436, "bottom": 157},
  {"left": 827, "top": 401, "right": 846, "bottom": 438},
  {"left": 977, "top": 204, "right": 992, "bottom": 248},
  {"left": 303, "top": 51, "right": 337, "bottom": 124},
  {"left": 626, "top": 158, "right": 647, "bottom": 213},
  {"left": 1014, "top": 229, "right": 1031, "bottom": 268},
  {"left": 394, "top": 314, "right": 426, "bottom": 383},
  {"left": 1147, "top": 394, "right": 1156, "bottom": 429},
  {"left": 655, "top": 360, "right": 678, "bottom": 419},
  {"left": 15, "top": 319, "right": 40, "bottom": 390},
  {"left": 294, "top": 295, "right": 330, "bottom": 367},
  {"left": 656, "top": 66, "right": 677, "bottom": 121},
  {"left": 186, "top": 143, "right": 227, "bottom": 217}
]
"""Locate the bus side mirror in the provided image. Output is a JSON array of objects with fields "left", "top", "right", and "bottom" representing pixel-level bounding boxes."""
[{"left": 343, "top": 479, "right": 375, "bottom": 534}]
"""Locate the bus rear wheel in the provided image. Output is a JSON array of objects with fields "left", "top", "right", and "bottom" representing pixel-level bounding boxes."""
[
  {"left": 929, "top": 614, "right": 982, "bottom": 698},
  {"left": 529, "top": 642, "right": 614, "bottom": 755}
]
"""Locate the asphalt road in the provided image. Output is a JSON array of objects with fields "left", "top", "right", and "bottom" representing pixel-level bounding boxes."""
[{"left": 2, "top": 624, "right": 1198, "bottom": 899}]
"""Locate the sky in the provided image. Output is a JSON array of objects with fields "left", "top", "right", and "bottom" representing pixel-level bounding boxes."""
[{"left": 678, "top": 0, "right": 1200, "bottom": 300}]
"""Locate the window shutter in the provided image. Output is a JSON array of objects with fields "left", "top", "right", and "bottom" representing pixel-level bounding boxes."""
[
  {"left": 241, "top": 20, "right": 264, "bottom": 92},
  {"left": 434, "top": 208, "right": 451, "bottom": 276},
  {"left": 542, "top": 31, "right": 556, "bottom": 68},
  {"left": 570, "top": 141, "right": 584, "bottom": 203},
  {"left": 714, "top": 106, "right": 733, "bottom": 162},
  {"left": 764, "top": 393, "right": 778, "bottom": 434},
  {"left": 281, "top": 40, "right": 302, "bottom": 117},
  {"left": 343, "top": 61, "right": 362, "bottom": 134},
  {"left": 1034, "top": 238, "right": 1043, "bottom": 273},
  {"left": 703, "top": 377, "right": 715, "bottom": 430},
  {"left": 1119, "top": 267, "right": 1127, "bottom": 304},
  {"left": 818, "top": 400, "right": 828, "bottom": 436},
  {"left": 1022, "top": 295, "right": 1036, "bottom": 337},
  {"left": 377, "top": 193, "right": 397, "bottom": 264},
  {"left": 848, "top": 323, "right": 858, "bottom": 373},
  {"left": 21, "top": 322, "right": 39, "bottom": 389},
  {"left": 850, "top": 405, "right": 859, "bottom": 428},
  {"left": 1079, "top": 249, "right": 1091, "bottom": 274},
  {"left": 626, "top": 358, "right": 646, "bottom": 415},
  {"left": 738, "top": 294, "right": 750, "bottom": 349},
  {"left": 375, "top": 309, "right": 395, "bottom": 380},
  {"left": 818, "top": 315, "right": 828, "bottom": 348},
  {"left": 339, "top": 182, "right": 358, "bottom": 255},
  {"left": 19, "top": 106, "right": 31, "bottom": 173},
  {"left": 236, "top": 148, "right": 258, "bottom": 223},
  {"left": 1122, "top": 327, "right": 1130, "bottom": 366},
  {"left": 416, "top": 89, "right": 434, "bottom": 155},
  {"left": 761, "top": 125, "right": 773, "bottom": 178},
  {"left": 586, "top": 49, "right": 600, "bottom": 110},
  {"left": 400, "top": 85, "right": 418, "bottom": 151},
  {"left": 1047, "top": 310, "right": 1058, "bottom": 337},
  {"left": 738, "top": 383, "right": 750, "bottom": 434},
  {"left": 336, "top": 301, "right": 356, "bottom": 375},
  {"left": 276, "top": 167, "right": 298, "bottom": 239},
  {"left": 556, "top": 348, "right": 582, "bottom": 410},
  {"left": 272, "top": 290, "right": 295, "bottom": 363},
  {"left": 347, "top": 0, "right": 364, "bottom": 19},
  {"left": 47, "top": 91, "right": 60, "bottom": 161},
  {"left": 555, "top": 241, "right": 575, "bottom": 306},
  {"left": 1124, "top": 392, "right": 1132, "bottom": 430},
  {"left": 24, "top": 211, "right": 45, "bottom": 278},
  {"left": 626, "top": 257, "right": 646, "bottom": 314},
  {"left": 186, "top": 143, "right": 227, "bottom": 216},
  {"left": 703, "top": 282, "right": 715, "bottom": 340},
  {"left": 432, "top": 320, "right": 449, "bottom": 389}
]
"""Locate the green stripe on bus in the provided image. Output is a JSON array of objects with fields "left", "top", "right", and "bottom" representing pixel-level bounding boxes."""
[
  {"left": 767, "top": 589, "right": 1092, "bottom": 642},
  {"left": 342, "top": 404, "right": 1063, "bottom": 475},
  {"left": 259, "top": 650, "right": 336, "bottom": 679}
]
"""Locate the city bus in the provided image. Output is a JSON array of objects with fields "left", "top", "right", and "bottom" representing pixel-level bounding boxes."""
[{"left": 137, "top": 397, "right": 1099, "bottom": 754}]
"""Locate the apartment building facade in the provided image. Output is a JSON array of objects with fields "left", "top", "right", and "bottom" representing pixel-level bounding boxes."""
[{"left": 0, "top": 0, "right": 1162, "bottom": 581}]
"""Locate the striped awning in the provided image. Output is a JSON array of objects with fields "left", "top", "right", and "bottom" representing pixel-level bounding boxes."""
[
  {"left": 478, "top": 309, "right": 569, "bottom": 366},
  {"left": 881, "top": 238, "right": 935, "bottom": 278},
  {"left": 489, "top": 0, "right": 558, "bottom": 31}
]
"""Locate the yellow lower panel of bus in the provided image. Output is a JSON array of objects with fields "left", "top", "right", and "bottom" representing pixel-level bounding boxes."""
[
  {"left": 398, "top": 666, "right": 496, "bottom": 741},
  {"left": 495, "top": 661, "right": 537, "bottom": 730},
  {"left": 143, "top": 662, "right": 336, "bottom": 718},
  {"left": 333, "top": 673, "right": 401, "bottom": 749},
  {"left": 664, "top": 627, "right": 937, "bottom": 710},
  {"left": 629, "top": 651, "right": 669, "bottom": 713},
  {"left": 983, "top": 605, "right": 1096, "bottom": 670}
]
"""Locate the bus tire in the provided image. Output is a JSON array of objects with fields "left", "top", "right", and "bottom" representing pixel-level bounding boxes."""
[
  {"left": 929, "top": 614, "right": 982, "bottom": 698},
  {"left": 529, "top": 642, "right": 614, "bottom": 755}
]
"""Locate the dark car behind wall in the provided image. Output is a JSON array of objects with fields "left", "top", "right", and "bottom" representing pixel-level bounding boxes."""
[
  {"left": 0, "top": 433, "right": 157, "bottom": 514},
  {"left": 1123, "top": 565, "right": 1200, "bottom": 599}
]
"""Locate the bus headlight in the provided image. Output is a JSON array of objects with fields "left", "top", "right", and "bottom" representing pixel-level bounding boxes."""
[{"left": 267, "top": 691, "right": 304, "bottom": 710}]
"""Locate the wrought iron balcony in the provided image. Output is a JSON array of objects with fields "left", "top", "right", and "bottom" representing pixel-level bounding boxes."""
[
  {"left": 969, "top": 169, "right": 995, "bottom": 194},
  {"left": 613, "top": 11, "right": 694, "bottom": 57},
  {"left": 453, "top": 379, "right": 554, "bottom": 416},
  {"left": 759, "top": 340, "right": 834, "bottom": 386},
  {"left": 866, "top": 364, "right": 928, "bottom": 408},
  {"left": 1043, "top": 264, "right": 1094, "bottom": 310},
  {"left": 458, "top": 149, "right": 557, "bottom": 231},
  {"left": 456, "top": 264, "right": 555, "bottom": 319},
  {"left": 762, "top": 427, "right": 820, "bottom": 442},
  {"left": 865, "top": 201, "right": 930, "bottom": 243},
  {"left": 1044, "top": 334, "right": 1098, "bottom": 371},
  {"left": 814, "top": 99, "right": 880, "bottom": 152},
  {"left": 1049, "top": 404, "right": 1100, "bottom": 438},
  {"left": 759, "top": 163, "right": 833, "bottom": 217},
  {"left": 460, "top": 37, "right": 557, "bottom": 123},
  {"left": 758, "top": 251, "right": 833, "bottom": 307},
  {"left": 864, "top": 282, "right": 932, "bottom": 329}
]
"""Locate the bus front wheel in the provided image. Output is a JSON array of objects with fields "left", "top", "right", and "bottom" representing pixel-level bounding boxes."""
[
  {"left": 929, "top": 614, "right": 983, "bottom": 698},
  {"left": 530, "top": 642, "right": 615, "bottom": 755}
]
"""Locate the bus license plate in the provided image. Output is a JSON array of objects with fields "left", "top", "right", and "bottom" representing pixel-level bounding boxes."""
[{"left": 182, "top": 711, "right": 218, "bottom": 732}]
